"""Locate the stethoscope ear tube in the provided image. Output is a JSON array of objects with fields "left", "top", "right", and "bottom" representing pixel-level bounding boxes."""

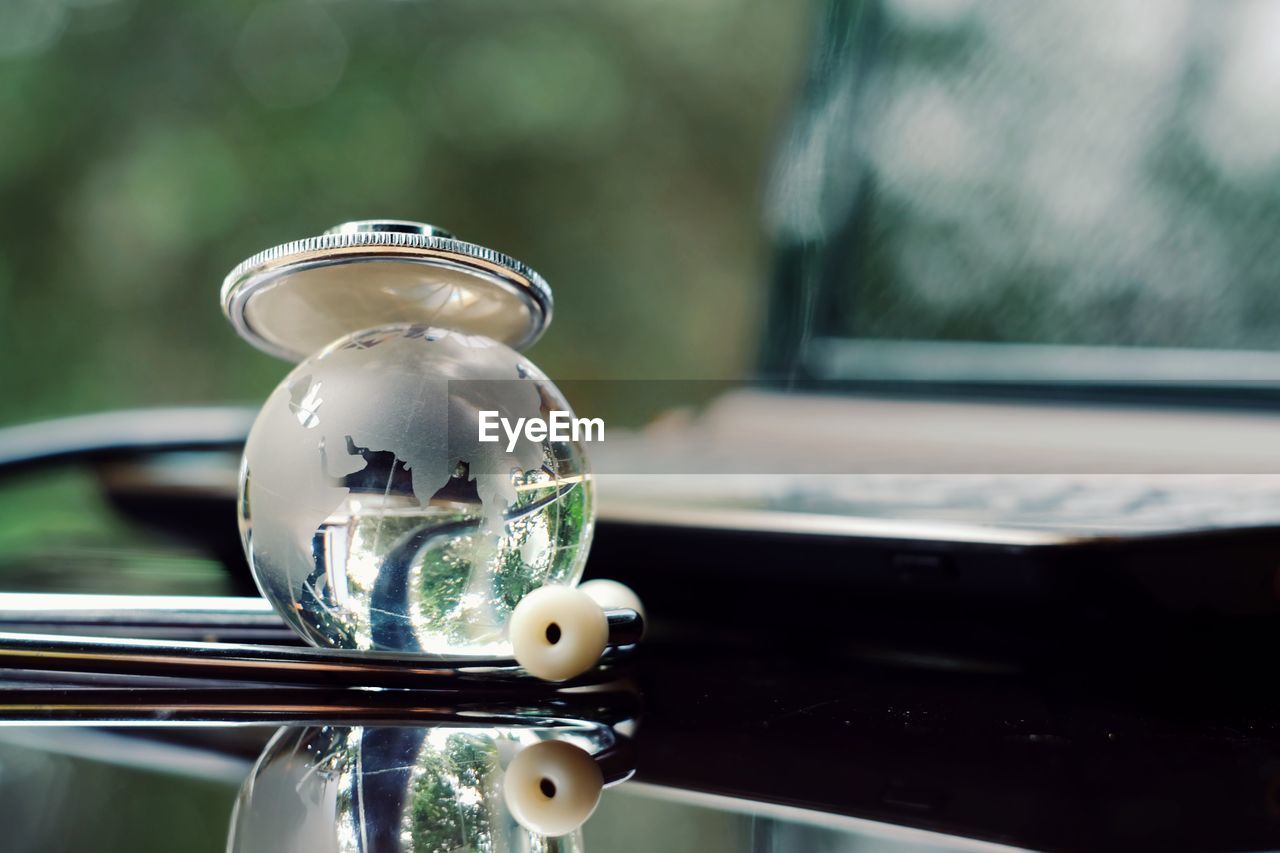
[{"left": 0, "top": 593, "right": 642, "bottom": 688}]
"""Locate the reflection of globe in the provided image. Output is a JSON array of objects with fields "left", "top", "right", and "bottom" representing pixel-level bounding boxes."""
[
  {"left": 239, "top": 323, "right": 594, "bottom": 656},
  {"left": 228, "top": 725, "right": 598, "bottom": 852}
]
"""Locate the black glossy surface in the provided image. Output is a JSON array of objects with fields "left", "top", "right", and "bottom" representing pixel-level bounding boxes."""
[
  {"left": 5, "top": 624, "right": 1280, "bottom": 851},
  {"left": 629, "top": 642, "right": 1280, "bottom": 852}
]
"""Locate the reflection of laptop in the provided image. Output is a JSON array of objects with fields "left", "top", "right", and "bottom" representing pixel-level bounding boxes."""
[{"left": 588, "top": 2, "right": 1280, "bottom": 626}]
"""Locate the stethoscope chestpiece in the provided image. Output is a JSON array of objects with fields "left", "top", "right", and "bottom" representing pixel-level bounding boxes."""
[{"left": 221, "top": 219, "right": 553, "bottom": 362}]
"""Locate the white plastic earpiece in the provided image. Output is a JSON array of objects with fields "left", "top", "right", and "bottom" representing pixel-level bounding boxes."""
[
  {"left": 508, "top": 585, "right": 609, "bottom": 682},
  {"left": 577, "top": 579, "right": 645, "bottom": 627},
  {"left": 503, "top": 739, "right": 604, "bottom": 837}
]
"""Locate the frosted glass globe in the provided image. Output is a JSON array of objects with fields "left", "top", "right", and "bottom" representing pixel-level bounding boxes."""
[{"left": 239, "top": 323, "right": 594, "bottom": 656}]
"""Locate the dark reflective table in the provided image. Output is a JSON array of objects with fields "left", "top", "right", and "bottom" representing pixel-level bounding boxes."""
[{"left": 1, "top": 629, "right": 1279, "bottom": 853}]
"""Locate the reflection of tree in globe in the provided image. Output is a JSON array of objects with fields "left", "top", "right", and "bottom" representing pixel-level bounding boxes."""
[{"left": 239, "top": 323, "right": 594, "bottom": 656}]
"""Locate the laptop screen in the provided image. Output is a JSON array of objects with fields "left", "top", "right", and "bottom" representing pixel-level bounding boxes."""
[{"left": 764, "top": 0, "right": 1280, "bottom": 384}]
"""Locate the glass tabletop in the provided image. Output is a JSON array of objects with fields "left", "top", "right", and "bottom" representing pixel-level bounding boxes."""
[{"left": 0, "top": 636, "right": 1277, "bottom": 853}]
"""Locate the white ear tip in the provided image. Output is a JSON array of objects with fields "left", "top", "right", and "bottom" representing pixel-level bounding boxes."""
[
  {"left": 503, "top": 739, "right": 604, "bottom": 837},
  {"left": 509, "top": 585, "right": 608, "bottom": 682},
  {"left": 577, "top": 579, "right": 645, "bottom": 625}
]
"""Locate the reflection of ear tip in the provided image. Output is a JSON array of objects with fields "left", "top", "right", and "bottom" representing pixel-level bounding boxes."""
[{"left": 503, "top": 740, "right": 603, "bottom": 837}]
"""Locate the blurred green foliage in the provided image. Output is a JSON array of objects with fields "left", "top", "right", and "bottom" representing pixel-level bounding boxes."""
[{"left": 0, "top": 0, "right": 809, "bottom": 428}]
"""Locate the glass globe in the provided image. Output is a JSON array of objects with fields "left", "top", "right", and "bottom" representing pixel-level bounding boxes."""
[{"left": 239, "top": 323, "right": 594, "bottom": 657}]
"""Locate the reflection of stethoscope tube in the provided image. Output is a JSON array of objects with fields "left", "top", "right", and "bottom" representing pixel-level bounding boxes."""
[{"left": 229, "top": 721, "right": 635, "bottom": 852}]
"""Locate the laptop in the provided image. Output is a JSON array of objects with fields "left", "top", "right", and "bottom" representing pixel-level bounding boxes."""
[{"left": 586, "top": 0, "right": 1280, "bottom": 636}]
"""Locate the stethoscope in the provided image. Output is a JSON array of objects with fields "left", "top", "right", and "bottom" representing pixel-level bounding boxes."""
[
  {"left": 0, "top": 219, "right": 645, "bottom": 687},
  {"left": 0, "top": 220, "right": 651, "bottom": 845},
  {"left": 222, "top": 219, "right": 645, "bottom": 684}
]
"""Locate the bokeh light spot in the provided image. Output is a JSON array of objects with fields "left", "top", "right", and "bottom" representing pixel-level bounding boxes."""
[
  {"left": 0, "top": 0, "right": 67, "bottom": 60},
  {"left": 233, "top": 1, "right": 348, "bottom": 109}
]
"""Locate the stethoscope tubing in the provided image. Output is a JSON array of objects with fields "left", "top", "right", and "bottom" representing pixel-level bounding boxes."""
[{"left": 0, "top": 593, "right": 641, "bottom": 688}]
